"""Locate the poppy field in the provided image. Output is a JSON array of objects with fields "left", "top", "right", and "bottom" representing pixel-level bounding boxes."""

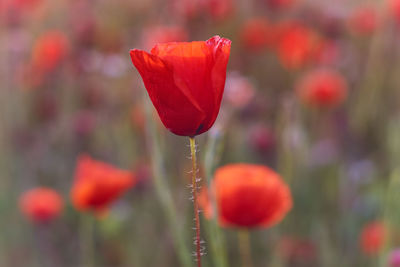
[{"left": 2, "top": 0, "right": 400, "bottom": 266}]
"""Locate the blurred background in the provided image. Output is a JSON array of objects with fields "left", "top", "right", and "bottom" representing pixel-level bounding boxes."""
[{"left": 2, "top": 0, "right": 400, "bottom": 266}]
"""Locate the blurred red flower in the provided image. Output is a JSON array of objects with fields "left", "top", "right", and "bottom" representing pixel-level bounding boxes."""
[
  {"left": 239, "top": 18, "right": 273, "bottom": 52},
  {"left": 264, "top": 0, "right": 295, "bottom": 10},
  {"left": 206, "top": 0, "right": 234, "bottom": 20},
  {"left": 31, "top": 31, "right": 69, "bottom": 73},
  {"left": 390, "top": 0, "right": 400, "bottom": 24},
  {"left": 71, "top": 154, "right": 136, "bottom": 213},
  {"left": 199, "top": 164, "right": 292, "bottom": 229},
  {"left": 276, "top": 22, "right": 321, "bottom": 70},
  {"left": 348, "top": 6, "right": 379, "bottom": 35},
  {"left": 295, "top": 68, "right": 348, "bottom": 108},
  {"left": 142, "top": 25, "right": 188, "bottom": 50},
  {"left": 360, "top": 221, "right": 386, "bottom": 256},
  {"left": 19, "top": 187, "right": 63, "bottom": 223},
  {"left": 130, "top": 35, "right": 231, "bottom": 136}
]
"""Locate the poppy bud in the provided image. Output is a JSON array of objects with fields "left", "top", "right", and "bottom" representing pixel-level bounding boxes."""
[
  {"left": 295, "top": 68, "right": 348, "bottom": 108},
  {"left": 19, "top": 187, "right": 63, "bottom": 223},
  {"left": 360, "top": 221, "right": 386, "bottom": 256}
]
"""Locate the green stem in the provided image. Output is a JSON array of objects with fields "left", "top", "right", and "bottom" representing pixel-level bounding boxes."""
[
  {"left": 204, "top": 130, "right": 228, "bottom": 267},
  {"left": 80, "top": 215, "right": 95, "bottom": 267},
  {"left": 189, "top": 137, "right": 202, "bottom": 267},
  {"left": 238, "top": 230, "right": 253, "bottom": 267}
]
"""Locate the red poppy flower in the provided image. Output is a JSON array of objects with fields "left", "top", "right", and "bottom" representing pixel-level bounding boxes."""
[
  {"left": 348, "top": 6, "right": 379, "bottom": 35},
  {"left": 130, "top": 35, "right": 231, "bottom": 136},
  {"left": 390, "top": 0, "right": 400, "bottom": 24},
  {"left": 360, "top": 221, "right": 386, "bottom": 256},
  {"left": 199, "top": 164, "right": 292, "bottom": 229},
  {"left": 71, "top": 154, "right": 136, "bottom": 213},
  {"left": 295, "top": 68, "right": 348, "bottom": 108},
  {"left": 239, "top": 18, "right": 273, "bottom": 52},
  {"left": 31, "top": 31, "right": 69, "bottom": 72},
  {"left": 276, "top": 22, "right": 320, "bottom": 70},
  {"left": 19, "top": 187, "right": 64, "bottom": 223}
]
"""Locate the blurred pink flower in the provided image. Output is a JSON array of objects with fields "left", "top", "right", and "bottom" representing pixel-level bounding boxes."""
[
  {"left": 224, "top": 72, "right": 255, "bottom": 109},
  {"left": 389, "top": 249, "right": 400, "bottom": 267}
]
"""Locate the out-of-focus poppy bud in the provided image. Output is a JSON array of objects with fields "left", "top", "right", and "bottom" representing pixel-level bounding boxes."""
[
  {"left": 31, "top": 31, "right": 69, "bottom": 73},
  {"left": 239, "top": 18, "right": 273, "bottom": 52},
  {"left": 360, "top": 221, "right": 386, "bottom": 256},
  {"left": 275, "top": 21, "right": 321, "bottom": 70},
  {"left": 19, "top": 187, "right": 64, "bottom": 223},
  {"left": 295, "top": 68, "right": 348, "bottom": 108}
]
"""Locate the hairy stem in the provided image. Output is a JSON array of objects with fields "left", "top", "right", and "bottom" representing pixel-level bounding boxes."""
[{"left": 189, "top": 137, "right": 202, "bottom": 267}]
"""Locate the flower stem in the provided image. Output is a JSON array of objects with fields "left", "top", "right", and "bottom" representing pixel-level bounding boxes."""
[
  {"left": 238, "top": 230, "right": 253, "bottom": 267},
  {"left": 189, "top": 137, "right": 202, "bottom": 267},
  {"left": 204, "top": 130, "right": 228, "bottom": 267},
  {"left": 144, "top": 99, "right": 193, "bottom": 267},
  {"left": 80, "top": 214, "right": 94, "bottom": 267}
]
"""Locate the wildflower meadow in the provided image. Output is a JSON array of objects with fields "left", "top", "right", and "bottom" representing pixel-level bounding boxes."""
[{"left": 1, "top": 0, "right": 400, "bottom": 266}]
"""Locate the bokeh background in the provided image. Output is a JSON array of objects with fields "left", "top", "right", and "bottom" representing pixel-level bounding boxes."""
[{"left": 2, "top": 0, "right": 400, "bottom": 266}]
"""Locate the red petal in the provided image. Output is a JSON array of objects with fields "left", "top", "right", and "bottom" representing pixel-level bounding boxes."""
[{"left": 130, "top": 49, "right": 207, "bottom": 136}]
